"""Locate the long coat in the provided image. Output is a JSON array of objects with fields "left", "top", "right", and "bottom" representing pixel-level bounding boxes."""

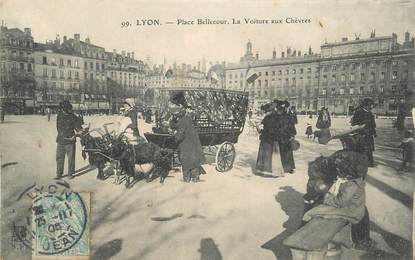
[
  {"left": 303, "top": 178, "right": 366, "bottom": 224},
  {"left": 174, "top": 114, "right": 205, "bottom": 172},
  {"left": 351, "top": 107, "right": 376, "bottom": 151}
]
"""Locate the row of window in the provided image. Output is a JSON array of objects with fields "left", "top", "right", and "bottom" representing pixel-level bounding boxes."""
[{"left": 2, "top": 38, "right": 33, "bottom": 48}]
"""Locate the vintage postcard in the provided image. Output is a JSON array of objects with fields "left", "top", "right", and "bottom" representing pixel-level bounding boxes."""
[{"left": 0, "top": 0, "right": 414, "bottom": 259}]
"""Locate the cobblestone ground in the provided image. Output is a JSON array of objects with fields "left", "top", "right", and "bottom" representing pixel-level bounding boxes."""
[{"left": 0, "top": 114, "right": 413, "bottom": 260}]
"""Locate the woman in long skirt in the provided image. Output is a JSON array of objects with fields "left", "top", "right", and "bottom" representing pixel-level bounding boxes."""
[{"left": 255, "top": 103, "right": 284, "bottom": 177}]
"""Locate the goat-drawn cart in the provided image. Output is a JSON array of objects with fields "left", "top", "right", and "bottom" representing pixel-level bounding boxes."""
[{"left": 144, "top": 87, "right": 249, "bottom": 172}]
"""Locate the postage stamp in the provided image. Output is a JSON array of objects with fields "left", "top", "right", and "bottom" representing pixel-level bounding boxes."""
[{"left": 31, "top": 190, "right": 90, "bottom": 256}]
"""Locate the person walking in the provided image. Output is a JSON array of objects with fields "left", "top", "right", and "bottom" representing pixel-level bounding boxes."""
[
  {"left": 46, "top": 107, "right": 51, "bottom": 122},
  {"left": 274, "top": 100, "right": 297, "bottom": 174},
  {"left": 288, "top": 106, "right": 298, "bottom": 125},
  {"left": 255, "top": 102, "right": 284, "bottom": 177},
  {"left": 55, "top": 100, "right": 83, "bottom": 180},
  {"left": 351, "top": 98, "right": 377, "bottom": 167},
  {"left": 316, "top": 107, "right": 331, "bottom": 144}
]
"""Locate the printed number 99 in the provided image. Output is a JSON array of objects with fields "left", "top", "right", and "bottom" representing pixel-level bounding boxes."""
[{"left": 121, "top": 21, "right": 131, "bottom": 27}]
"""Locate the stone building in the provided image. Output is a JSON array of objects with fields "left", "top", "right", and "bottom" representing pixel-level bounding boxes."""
[
  {"left": 33, "top": 41, "right": 84, "bottom": 112},
  {"left": 106, "top": 49, "right": 146, "bottom": 112},
  {"left": 0, "top": 24, "right": 35, "bottom": 115},
  {"left": 226, "top": 32, "right": 414, "bottom": 115}
]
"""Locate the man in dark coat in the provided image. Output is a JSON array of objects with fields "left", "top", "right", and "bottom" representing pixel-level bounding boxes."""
[
  {"left": 288, "top": 106, "right": 298, "bottom": 124},
  {"left": 171, "top": 107, "right": 206, "bottom": 182},
  {"left": 274, "top": 100, "right": 297, "bottom": 174},
  {"left": 351, "top": 98, "right": 377, "bottom": 167},
  {"left": 55, "top": 100, "right": 83, "bottom": 179},
  {"left": 316, "top": 107, "right": 331, "bottom": 144}
]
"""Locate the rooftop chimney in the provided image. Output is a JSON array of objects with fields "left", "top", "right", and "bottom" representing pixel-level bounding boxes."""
[
  {"left": 298, "top": 50, "right": 301, "bottom": 56},
  {"left": 127, "top": 52, "right": 131, "bottom": 58},
  {"left": 24, "top": 28, "right": 31, "bottom": 36},
  {"left": 370, "top": 30, "right": 376, "bottom": 38},
  {"left": 281, "top": 51, "right": 285, "bottom": 58},
  {"left": 287, "top": 47, "right": 291, "bottom": 56},
  {"left": 273, "top": 49, "right": 276, "bottom": 59},
  {"left": 308, "top": 46, "right": 312, "bottom": 55},
  {"left": 74, "top": 33, "right": 80, "bottom": 42},
  {"left": 255, "top": 52, "right": 259, "bottom": 60},
  {"left": 293, "top": 50, "right": 297, "bottom": 57},
  {"left": 342, "top": 37, "right": 348, "bottom": 42}
]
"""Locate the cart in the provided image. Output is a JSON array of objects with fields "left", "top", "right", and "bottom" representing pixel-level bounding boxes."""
[{"left": 144, "top": 88, "right": 249, "bottom": 172}]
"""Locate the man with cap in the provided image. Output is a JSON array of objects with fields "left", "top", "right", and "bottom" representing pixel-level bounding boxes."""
[
  {"left": 55, "top": 100, "right": 83, "bottom": 179},
  {"left": 351, "top": 98, "right": 377, "bottom": 167}
]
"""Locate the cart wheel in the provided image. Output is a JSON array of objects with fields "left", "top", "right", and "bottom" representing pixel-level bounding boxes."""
[{"left": 215, "top": 142, "right": 236, "bottom": 172}]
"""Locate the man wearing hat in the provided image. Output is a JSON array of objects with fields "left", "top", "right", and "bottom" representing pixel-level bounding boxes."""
[
  {"left": 169, "top": 93, "right": 206, "bottom": 182},
  {"left": 55, "top": 100, "right": 83, "bottom": 179},
  {"left": 351, "top": 98, "right": 377, "bottom": 167},
  {"left": 316, "top": 106, "right": 331, "bottom": 144},
  {"left": 274, "top": 100, "right": 297, "bottom": 174}
]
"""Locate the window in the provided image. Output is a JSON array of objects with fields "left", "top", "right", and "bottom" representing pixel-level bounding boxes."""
[
  {"left": 341, "top": 74, "right": 345, "bottom": 82},
  {"left": 19, "top": 63, "right": 24, "bottom": 71},
  {"left": 332, "top": 75, "right": 337, "bottom": 82},
  {"left": 370, "top": 72, "right": 375, "bottom": 81},
  {"left": 51, "top": 58, "right": 56, "bottom": 65},
  {"left": 392, "top": 71, "right": 398, "bottom": 80},
  {"left": 67, "top": 60, "right": 72, "bottom": 67},
  {"left": 258, "top": 72, "right": 262, "bottom": 76},
  {"left": 272, "top": 71, "right": 276, "bottom": 75},
  {"left": 402, "top": 70, "right": 408, "bottom": 79},
  {"left": 278, "top": 70, "right": 282, "bottom": 75},
  {"left": 42, "top": 57, "right": 47, "bottom": 64},
  {"left": 51, "top": 69, "right": 56, "bottom": 78},
  {"left": 300, "top": 68, "right": 304, "bottom": 74},
  {"left": 285, "top": 69, "right": 289, "bottom": 75},
  {"left": 90, "top": 62, "right": 93, "bottom": 70},
  {"left": 292, "top": 69, "right": 296, "bottom": 74},
  {"left": 392, "top": 61, "right": 398, "bottom": 66},
  {"left": 331, "top": 88, "right": 336, "bottom": 95},
  {"left": 380, "top": 72, "right": 385, "bottom": 80},
  {"left": 332, "top": 65, "right": 337, "bottom": 71},
  {"left": 75, "top": 60, "right": 78, "bottom": 67},
  {"left": 59, "top": 58, "right": 64, "bottom": 66},
  {"left": 350, "top": 87, "right": 354, "bottom": 94},
  {"left": 75, "top": 71, "right": 79, "bottom": 79},
  {"left": 60, "top": 70, "right": 64, "bottom": 78},
  {"left": 265, "top": 80, "right": 268, "bottom": 87},
  {"left": 292, "top": 78, "right": 296, "bottom": 86},
  {"left": 96, "top": 63, "right": 100, "bottom": 71},
  {"left": 307, "top": 68, "right": 311, "bottom": 73},
  {"left": 350, "top": 73, "right": 355, "bottom": 82},
  {"left": 360, "top": 73, "right": 365, "bottom": 81},
  {"left": 265, "top": 72, "right": 268, "bottom": 76},
  {"left": 351, "top": 63, "right": 356, "bottom": 70},
  {"left": 43, "top": 68, "right": 48, "bottom": 76},
  {"left": 68, "top": 71, "right": 72, "bottom": 79},
  {"left": 102, "top": 64, "right": 105, "bottom": 71},
  {"left": 27, "top": 64, "right": 32, "bottom": 72},
  {"left": 322, "top": 89, "right": 326, "bottom": 95}
]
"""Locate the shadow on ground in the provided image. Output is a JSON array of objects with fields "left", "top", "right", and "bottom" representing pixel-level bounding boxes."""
[
  {"left": 198, "top": 238, "right": 223, "bottom": 260},
  {"left": 261, "top": 186, "right": 304, "bottom": 260},
  {"left": 91, "top": 238, "right": 122, "bottom": 260}
]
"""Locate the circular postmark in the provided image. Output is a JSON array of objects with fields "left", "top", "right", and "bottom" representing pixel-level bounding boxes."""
[{"left": 32, "top": 191, "right": 87, "bottom": 255}]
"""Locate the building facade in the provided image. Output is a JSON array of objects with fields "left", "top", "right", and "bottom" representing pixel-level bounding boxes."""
[
  {"left": 106, "top": 49, "right": 146, "bottom": 112},
  {"left": 226, "top": 32, "right": 415, "bottom": 115},
  {"left": 0, "top": 25, "right": 35, "bottom": 115}
]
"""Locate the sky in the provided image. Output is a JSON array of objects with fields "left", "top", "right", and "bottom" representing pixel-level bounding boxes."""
[{"left": 1, "top": 0, "right": 414, "bottom": 67}]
